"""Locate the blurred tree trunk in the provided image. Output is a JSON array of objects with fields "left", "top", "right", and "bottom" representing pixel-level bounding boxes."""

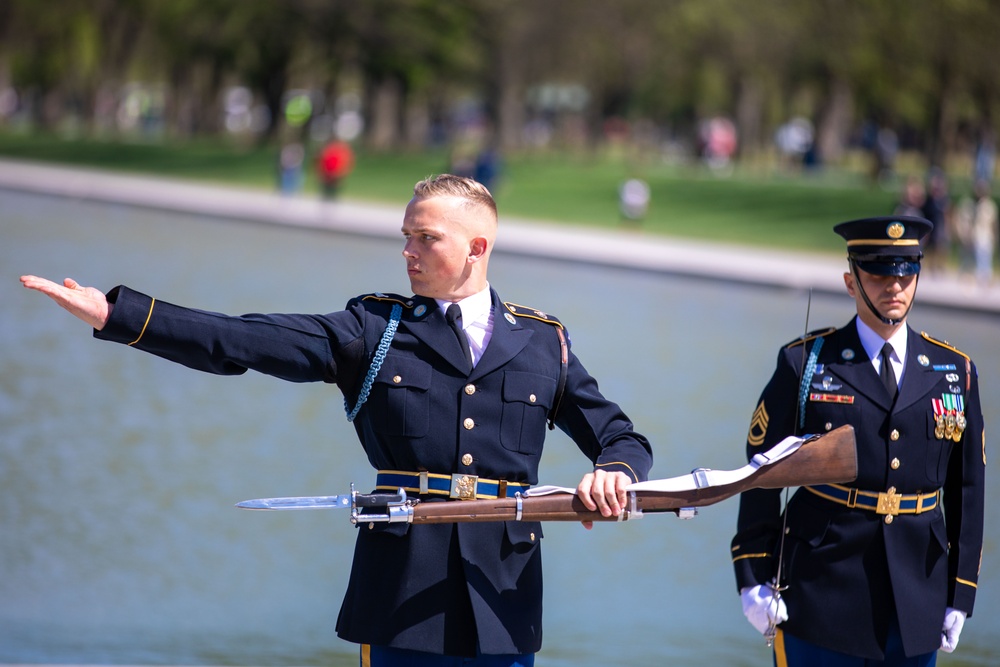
[
  {"left": 491, "top": 41, "right": 526, "bottom": 153},
  {"left": 735, "top": 75, "right": 763, "bottom": 158},
  {"left": 816, "top": 78, "right": 853, "bottom": 165},
  {"left": 367, "top": 76, "right": 402, "bottom": 151},
  {"left": 193, "top": 60, "right": 226, "bottom": 136},
  {"left": 928, "top": 65, "right": 959, "bottom": 170},
  {"left": 404, "top": 91, "right": 431, "bottom": 149}
]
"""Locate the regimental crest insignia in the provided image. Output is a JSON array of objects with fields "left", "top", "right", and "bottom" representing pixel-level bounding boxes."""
[{"left": 747, "top": 401, "right": 769, "bottom": 447}]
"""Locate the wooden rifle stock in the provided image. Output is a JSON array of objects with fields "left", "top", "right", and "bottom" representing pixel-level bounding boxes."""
[{"left": 408, "top": 425, "right": 857, "bottom": 524}]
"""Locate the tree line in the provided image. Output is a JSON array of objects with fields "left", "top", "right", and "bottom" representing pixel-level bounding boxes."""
[{"left": 1, "top": 0, "right": 997, "bottom": 170}]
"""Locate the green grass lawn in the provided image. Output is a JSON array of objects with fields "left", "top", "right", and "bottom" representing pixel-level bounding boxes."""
[{"left": 0, "top": 131, "right": 902, "bottom": 254}]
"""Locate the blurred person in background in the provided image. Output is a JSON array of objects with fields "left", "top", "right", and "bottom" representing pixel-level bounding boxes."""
[
  {"left": 953, "top": 179, "right": 998, "bottom": 285},
  {"left": 919, "top": 168, "right": 952, "bottom": 274},
  {"left": 893, "top": 175, "right": 926, "bottom": 218},
  {"left": 618, "top": 177, "right": 650, "bottom": 225},
  {"left": 316, "top": 139, "right": 355, "bottom": 199},
  {"left": 277, "top": 142, "right": 304, "bottom": 195}
]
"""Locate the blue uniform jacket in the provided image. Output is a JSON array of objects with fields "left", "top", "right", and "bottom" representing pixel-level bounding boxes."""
[
  {"left": 95, "top": 285, "right": 653, "bottom": 657},
  {"left": 731, "top": 318, "right": 984, "bottom": 659}
]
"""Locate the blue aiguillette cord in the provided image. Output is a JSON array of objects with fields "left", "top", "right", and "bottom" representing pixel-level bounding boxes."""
[{"left": 345, "top": 303, "right": 402, "bottom": 422}]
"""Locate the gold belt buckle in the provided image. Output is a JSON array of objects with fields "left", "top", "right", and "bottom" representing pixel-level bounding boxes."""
[
  {"left": 876, "top": 487, "right": 902, "bottom": 516},
  {"left": 450, "top": 474, "right": 479, "bottom": 500}
]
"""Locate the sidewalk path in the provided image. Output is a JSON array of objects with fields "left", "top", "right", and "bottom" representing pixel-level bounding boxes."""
[{"left": 3, "top": 158, "right": 999, "bottom": 315}]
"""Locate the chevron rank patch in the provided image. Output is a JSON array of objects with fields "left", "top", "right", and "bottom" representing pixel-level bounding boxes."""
[{"left": 747, "top": 401, "right": 769, "bottom": 447}]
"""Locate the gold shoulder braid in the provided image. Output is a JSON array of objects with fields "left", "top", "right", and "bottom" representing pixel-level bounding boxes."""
[
  {"left": 361, "top": 293, "right": 416, "bottom": 309},
  {"left": 503, "top": 302, "right": 564, "bottom": 329},
  {"left": 920, "top": 331, "right": 971, "bottom": 361},
  {"left": 784, "top": 326, "right": 836, "bottom": 350}
]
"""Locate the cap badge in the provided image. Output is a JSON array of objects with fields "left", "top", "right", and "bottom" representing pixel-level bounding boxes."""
[{"left": 886, "top": 222, "right": 905, "bottom": 239}]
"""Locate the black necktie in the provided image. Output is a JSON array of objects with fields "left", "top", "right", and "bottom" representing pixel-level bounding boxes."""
[
  {"left": 880, "top": 342, "right": 897, "bottom": 400},
  {"left": 446, "top": 304, "right": 472, "bottom": 371}
]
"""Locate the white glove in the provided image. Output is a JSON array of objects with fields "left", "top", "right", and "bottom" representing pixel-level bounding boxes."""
[
  {"left": 940, "top": 607, "right": 966, "bottom": 653},
  {"left": 740, "top": 584, "right": 789, "bottom": 635}
]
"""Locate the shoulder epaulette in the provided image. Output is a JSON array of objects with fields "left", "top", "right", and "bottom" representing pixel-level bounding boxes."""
[
  {"left": 784, "top": 326, "right": 836, "bottom": 349},
  {"left": 360, "top": 293, "right": 415, "bottom": 309},
  {"left": 503, "top": 302, "right": 563, "bottom": 329},
  {"left": 921, "top": 331, "right": 971, "bottom": 361}
]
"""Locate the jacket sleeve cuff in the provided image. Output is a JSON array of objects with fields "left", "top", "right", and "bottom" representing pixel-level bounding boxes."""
[{"left": 93, "top": 285, "right": 156, "bottom": 346}]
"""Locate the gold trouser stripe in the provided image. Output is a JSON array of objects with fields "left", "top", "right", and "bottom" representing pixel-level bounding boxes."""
[
  {"left": 774, "top": 628, "right": 787, "bottom": 667},
  {"left": 956, "top": 577, "right": 978, "bottom": 589},
  {"left": 127, "top": 298, "right": 155, "bottom": 346},
  {"left": 360, "top": 644, "right": 370, "bottom": 667}
]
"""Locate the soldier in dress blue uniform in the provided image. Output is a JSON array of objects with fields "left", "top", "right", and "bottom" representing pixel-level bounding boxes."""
[
  {"left": 20, "top": 175, "right": 653, "bottom": 667},
  {"left": 731, "top": 216, "right": 985, "bottom": 666}
]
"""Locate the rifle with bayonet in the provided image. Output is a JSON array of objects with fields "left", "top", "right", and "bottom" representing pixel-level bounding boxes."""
[{"left": 237, "top": 425, "right": 856, "bottom": 525}]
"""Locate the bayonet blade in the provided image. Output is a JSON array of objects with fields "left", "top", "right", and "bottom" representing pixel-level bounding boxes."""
[{"left": 236, "top": 494, "right": 354, "bottom": 510}]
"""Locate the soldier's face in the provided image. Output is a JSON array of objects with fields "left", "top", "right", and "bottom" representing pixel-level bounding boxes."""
[
  {"left": 401, "top": 196, "right": 480, "bottom": 299},
  {"left": 844, "top": 268, "right": 917, "bottom": 327}
]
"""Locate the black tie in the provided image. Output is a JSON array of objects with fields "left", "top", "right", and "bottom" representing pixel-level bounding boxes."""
[
  {"left": 446, "top": 304, "right": 472, "bottom": 371},
  {"left": 880, "top": 342, "right": 897, "bottom": 400}
]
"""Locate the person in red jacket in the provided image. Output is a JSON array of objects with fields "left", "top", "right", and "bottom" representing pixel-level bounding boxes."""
[{"left": 317, "top": 139, "right": 354, "bottom": 199}]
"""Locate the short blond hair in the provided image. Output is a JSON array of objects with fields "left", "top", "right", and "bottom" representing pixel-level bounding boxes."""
[{"left": 413, "top": 174, "right": 497, "bottom": 223}]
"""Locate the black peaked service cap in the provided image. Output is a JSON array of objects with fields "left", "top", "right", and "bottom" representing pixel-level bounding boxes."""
[{"left": 833, "top": 215, "right": 933, "bottom": 276}]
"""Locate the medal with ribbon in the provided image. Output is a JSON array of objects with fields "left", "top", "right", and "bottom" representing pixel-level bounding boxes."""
[{"left": 932, "top": 394, "right": 966, "bottom": 442}]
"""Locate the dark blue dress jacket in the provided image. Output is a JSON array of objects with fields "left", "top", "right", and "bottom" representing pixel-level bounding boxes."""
[
  {"left": 95, "top": 285, "right": 653, "bottom": 657},
  {"left": 731, "top": 318, "right": 984, "bottom": 659}
]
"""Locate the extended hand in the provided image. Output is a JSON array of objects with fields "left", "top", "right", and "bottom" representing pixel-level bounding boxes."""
[
  {"left": 940, "top": 607, "right": 966, "bottom": 653},
  {"left": 20, "top": 275, "right": 112, "bottom": 330},
  {"left": 740, "top": 584, "right": 789, "bottom": 635},
  {"left": 576, "top": 469, "right": 631, "bottom": 529}
]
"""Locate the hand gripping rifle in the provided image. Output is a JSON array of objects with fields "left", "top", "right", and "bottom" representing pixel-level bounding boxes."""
[{"left": 237, "top": 425, "right": 856, "bottom": 525}]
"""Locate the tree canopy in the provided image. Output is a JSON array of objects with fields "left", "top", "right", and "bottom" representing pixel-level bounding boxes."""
[{"left": 1, "top": 0, "right": 997, "bottom": 170}]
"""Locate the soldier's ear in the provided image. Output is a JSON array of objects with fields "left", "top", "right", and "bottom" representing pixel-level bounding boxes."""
[
  {"left": 843, "top": 272, "right": 856, "bottom": 297},
  {"left": 468, "top": 237, "right": 489, "bottom": 262}
]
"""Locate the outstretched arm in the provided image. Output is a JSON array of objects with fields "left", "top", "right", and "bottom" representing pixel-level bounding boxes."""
[{"left": 20, "top": 275, "right": 112, "bottom": 330}]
